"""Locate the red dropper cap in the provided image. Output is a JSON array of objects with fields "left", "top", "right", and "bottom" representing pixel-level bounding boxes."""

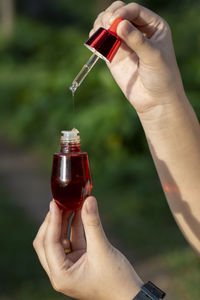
[
  {"left": 109, "top": 17, "right": 124, "bottom": 34},
  {"left": 84, "top": 18, "right": 123, "bottom": 62}
]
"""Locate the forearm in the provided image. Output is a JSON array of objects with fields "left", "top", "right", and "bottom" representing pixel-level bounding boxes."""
[{"left": 138, "top": 93, "right": 200, "bottom": 255}]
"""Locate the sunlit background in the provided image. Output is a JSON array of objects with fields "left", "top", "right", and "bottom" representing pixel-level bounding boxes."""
[{"left": 0, "top": 0, "right": 200, "bottom": 299}]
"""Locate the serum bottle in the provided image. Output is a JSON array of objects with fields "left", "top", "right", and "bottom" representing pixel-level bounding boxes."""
[{"left": 51, "top": 129, "right": 92, "bottom": 211}]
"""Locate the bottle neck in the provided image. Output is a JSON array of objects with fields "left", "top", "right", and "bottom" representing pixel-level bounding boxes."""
[{"left": 60, "top": 142, "right": 81, "bottom": 153}]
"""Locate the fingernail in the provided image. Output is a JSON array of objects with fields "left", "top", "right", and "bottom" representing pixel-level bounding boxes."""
[
  {"left": 64, "top": 248, "right": 71, "bottom": 254},
  {"left": 50, "top": 200, "right": 59, "bottom": 216},
  {"left": 49, "top": 201, "right": 54, "bottom": 214},
  {"left": 86, "top": 197, "right": 97, "bottom": 214}
]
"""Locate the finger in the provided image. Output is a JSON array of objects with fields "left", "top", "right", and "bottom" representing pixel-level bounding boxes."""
[
  {"left": 44, "top": 201, "right": 73, "bottom": 277},
  {"left": 101, "top": 1, "right": 125, "bottom": 29},
  {"left": 81, "top": 196, "right": 109, "bottom": 254},
  {"left": 101, "top": 11, "right": 113, "bottom": 29},
  {"left": 93, "top": 11, "right": 113, "bottom": 31},
  {"left": 89, "top": 28, "right": 95, "bottom": 37},
  {"left": 33, "top": 212, "right": 50, "bottom": 276},
  {"left": 61, "top": 210, "right": 73, "bottom": 250},
  {"left": 93, "top": 1, "right": 125, "bottom": 32},
  {"left": 109, "top": 2, "right": 163, "bottom": 28},
  {"left": 93, "top": 11, "right": 105, "bottom": 31},
  {"left": 70, "top": 209, "right": 86, "bottom": 251},
  {"left": 117, "top": 20, "right": 158, "bottom": 64},
  {"left": 105, "top": 1, "right": 125, "bottom": 13}
]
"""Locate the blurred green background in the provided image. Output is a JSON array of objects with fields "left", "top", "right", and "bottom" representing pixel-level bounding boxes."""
[{"left": 0, "top": 0, "right": 200, "bottom": 299}]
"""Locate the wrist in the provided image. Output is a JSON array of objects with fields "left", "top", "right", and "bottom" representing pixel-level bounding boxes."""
[
  {"left": 128, "top": 280, "right": 143, "bottom": 300},
  {"left": 124, "top": 281, "right": 143, "bottom": 300},
  {"left": 137, "top": 92, "right": 193, "bottom": 137},
  {"left": 133, "top": 281, "right": 166, "bottom": 300},
  {"left": 104, "top": 282, "right": 142, "bottom": 300},
  {"left": 116, "top": 275, "right": 143, "bottom": 300}
]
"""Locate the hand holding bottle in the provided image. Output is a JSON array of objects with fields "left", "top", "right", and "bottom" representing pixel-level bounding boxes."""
[
  {"left": 90, "top": 1, "right": 186, "bottom": 115},
  {"left": 33, "top": 197, "right": 143, "bottom": 300}
]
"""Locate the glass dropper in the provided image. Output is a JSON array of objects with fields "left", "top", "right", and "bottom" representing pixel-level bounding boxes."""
[
  {"left": 69, "top": 18, "right": 123, "bottom": 94},
  {"left": 69, "top": 52, "right": 99, "bottom": 94}
]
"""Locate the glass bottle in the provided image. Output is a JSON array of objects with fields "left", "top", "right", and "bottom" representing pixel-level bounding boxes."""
[{"left": 51, "top": 129, "right": 92, "bottom": 211}]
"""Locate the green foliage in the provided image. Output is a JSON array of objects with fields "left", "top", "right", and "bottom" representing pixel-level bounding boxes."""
[
  {"left": 1, "top": 3, "right": 200, "bottom": 183},
  {"left": 0, "top": 2, "right": 200, "bottom": 299},
  {"left": 0, "top": 185, "right": 71, "bottom": 299},
  {"left": 165, "top": 4, "right": 200, "bottom": 105},
  {"left": 165, "top": 249, "right": 200, "bottom": 300},
  {"left": 0, "top": 16, "right": 148, "bottom": 183}
]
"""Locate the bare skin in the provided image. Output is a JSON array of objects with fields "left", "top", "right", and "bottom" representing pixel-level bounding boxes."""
[
  {"left": 91, "top": 1, "right": 200, "bottom": 255},
  {"left": 34, "top": 1, "right": 200, "bottom": 299},
  {"left": 33, "top": 198, "right": 142, "bottom": 300}
]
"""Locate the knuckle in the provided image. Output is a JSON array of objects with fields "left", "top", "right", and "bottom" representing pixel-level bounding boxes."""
[
  {"left": 127, "top": 28, "right": 144, "bottom": 47},
  {"left": 106, "top": 1, "right": 125, "bottom": 11},
  {"left": 94, "top": 18, "right": 102, "bottom": 29},
  {"left": 114, "top": 0, "right": 125, "bottom": 6},
  {"left": 162, "top": 18, "right": 169, "bottom": 28},
  {"left": 98, "top": 11, "right": 104, "bottom": 18},
  {"left": 114, "top": 6, "right": 126, "bottom": 16},
  {"left": 129, "top": 2, "right": 140, "bottom": 11},
  {"left": 33, "top": 238, "right": 44, "bottom": 253},
  {"left": 33, "top": 238, "right": 40, "bottom": 250},
  {"left": 111, "top": 5, "right": 126, "bottom": 18},
  {"left": 95, "top": 11, "right": 104, "bottom": 23},
  {"left": 132, "top": 32, "right": 146, "bottom": 48},
  {"left": 160, "top": 18, "right": 171, "bottom": 34},
  {"left": 32, "top": 239, "right": 37, "bottom": 249},
  {"left": 164, "top": 21, "right": 171, "bottom": 35},
  {"left": 102, "top": 11, "right": 112, "bottom": 25}
]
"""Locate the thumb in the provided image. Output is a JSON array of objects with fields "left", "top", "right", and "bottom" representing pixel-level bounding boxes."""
[
  {"left": 117, "top": 20, "right": 157, "bottom": 64},
  {"left": 81, "top": 196, "right": 109, "bottom": 253}
]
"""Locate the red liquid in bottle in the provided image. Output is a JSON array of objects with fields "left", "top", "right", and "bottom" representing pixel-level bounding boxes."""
[{"left": 51, "top": 130, "right": 92, "bottom": 211}]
